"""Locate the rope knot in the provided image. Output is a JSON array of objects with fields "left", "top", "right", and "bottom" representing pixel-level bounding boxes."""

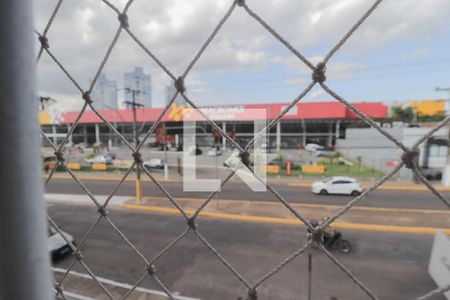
[
  {"left": 312, "top": 62, "right": 326, "bottom": 83},
  {"left": 310, "top": 228, "right": 324, "bottom": 244},
  {"left": 239, "top": 151, "right": 251, "bottom": 168},
  {"left": 74, "top": 251, "right": 84, "bottom": 260},
  {"left": 236, "top": 0, "right": 246, "bottom": 6},
  {"left": 82, "top": 91, "right": 93, "bottom": 104},
  {"left": 118, "top": 13, "right": 129, "bottom": 29},
  {"left": 132, "top": 152, "right": 143, "bottom": 165},
  {"left": 174, "top": 77, "right": 186, "bottom": 93},
  {"left": 54, "top": 151, "right": 65, "bottom": 162},
  {"left": 38, "top": 35, "right": 49, "bottom": 49},
  {"left": 401, "top": 148, "right": 419, "bottom": 169},
  {"left": 147, "top": 264, "right": 156, "bottom": 276},
  {"left": 97, "top": 206, "right": 108, "bottom": 217},
  {"left": 187, "top": 217, "right": 197, "bottom": 230},
  {"left": 247, "top": 289, "right": 257, "bottom": 300}
]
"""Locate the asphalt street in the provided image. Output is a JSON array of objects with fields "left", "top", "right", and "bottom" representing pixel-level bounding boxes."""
[
  {"left": 45, "top": 177, "right": 450, "bottom": 210},
  {"left": 49, "top": 203, "right": 444, "bottom": 300}
]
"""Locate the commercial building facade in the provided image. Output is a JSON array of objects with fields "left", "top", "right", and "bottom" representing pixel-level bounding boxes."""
[{"left": 41, "top": 101, "right": 388, "bottom": 151}]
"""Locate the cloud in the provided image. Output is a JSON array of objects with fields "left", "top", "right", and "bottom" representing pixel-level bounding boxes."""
[{"left": 35, "top": 0, "right": 450, "bottom": 110}]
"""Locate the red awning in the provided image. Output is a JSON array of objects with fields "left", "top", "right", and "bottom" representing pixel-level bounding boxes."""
[{"left": 61, "top": 101, "right": 388, "bottom": 124}]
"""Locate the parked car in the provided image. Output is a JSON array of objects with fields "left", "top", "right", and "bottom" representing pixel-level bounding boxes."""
[
  {"left": 268, "top": 157, "right": 284, "bottom": 166},
  {"left": 267, "top": 157, "right": 299, "bottom": 169},
  {"left": 261, "top": 143, "right": 272, "bottom": 153},
  {"left": 224, "top": 149, "right": 241, "bottom": 169},
  {"left": 48, "top": 225, "right": 74, "bottom": 257},
  {"left": 143, "top": 158, "right": 164, "bottom": 169},
  {"left": 223, "top": 149, "right": 254, "bottom": 168},
  {"left": 311, "top": 176, "right": 363, "bottom": 196},
  {"left": 86, "top": 154, "right": 113, "bottom": 165},
  {"left": 305, "top": 143, "right": 322, "bottom": 152},
  {"left": 105, "top": 152, "right": 117, "bottom": 160},
  {"left": 42, "top": 155, "right": 57, "bottom": 172},
  {"left": 315, "top": 146, "right": 336, "bottom": 157},
  {"left": 188, "top": 145, "right": 202, "bottom": 156},
  {"left": 207, "top": 145, "right": 222, "bottom": 156}
]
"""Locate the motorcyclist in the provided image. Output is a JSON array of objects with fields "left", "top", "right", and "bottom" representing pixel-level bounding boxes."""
[{"left": 321, "top": 217, "right": 341, "bottom": 248}]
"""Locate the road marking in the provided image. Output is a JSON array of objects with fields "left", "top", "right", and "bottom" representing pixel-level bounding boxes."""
[
  {"left": 52, "top": 267, "right": 199, "bottom": 300},
  {"left": 123, "top": 203, "right": 450, "bottom": 235},
  {"left": 61, "top": 291, "right": 96, "bottom": 300},
  {"left": 140, "top": 195, "right": 450, "bottom": 215}
]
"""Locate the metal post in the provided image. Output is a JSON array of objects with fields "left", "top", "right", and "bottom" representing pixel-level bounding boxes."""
[
  {"left": 436, "top": 88, "right": 450, "bottom": 186},
  {"left": 67, "top": 124, "right": 73, "bottom": 147},
  {"left": 276, "top": 121, "right": 281, "bottom": 152},
  {"left": 83, "top": 125, "right": 88, "bottom": 144},
  {"left": 222, "top": 122, "right": 226, "bottom": 151},
  {"left": 164, "top": 123, "right": 169, "bottom": 180},
  {"left": 0, "top": 1, "right": 53, "bottom": 299},
  {"left": 301, "top": 119, "right": 307, "bottom": 146},
  {"left": 52, "top": 124, "right": 57, "bottom": 144},
  {"left": 95, "top": 123, "right": 100, "bottom": 145},
  {"left": 328, "top": 122, "right": 333, "bottom": 147},
  {"left": 131, "top": 91, "right": 143, "bottom": 202},
  {"left": 307, "top": 253, "right": 312, "bottom": 300},
  {"left": 335, "top": 120, "right": 340, "bottom": 139}
]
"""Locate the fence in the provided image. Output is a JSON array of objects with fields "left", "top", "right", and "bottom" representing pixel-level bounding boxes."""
[{"left": 25, "top": 0, "right": 450, "bottom": 299}]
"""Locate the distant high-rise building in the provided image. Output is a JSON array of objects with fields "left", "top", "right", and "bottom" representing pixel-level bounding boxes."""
[
  {"left": 91, "top": 73, "right": 118, "bottom": 109},
  {"left": 124, "top": 67, "right": 152, "bottom": 108},
  {"left": 165, "top": 83, "right": 186, "bottom": 107}
]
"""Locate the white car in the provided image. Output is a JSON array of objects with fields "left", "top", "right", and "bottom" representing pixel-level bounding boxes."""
[
  {"left": 311, "top": 176, "right": 363, "bottom": 196},
  {"left": 143, "top": 158, "right": 164, "bottom": 169},
  {"left": 207, "top": 145, "right": 222, "bottom": 156},
  {"left": 86, "top": 154, "right": 113, "bottom": 165},
  {"left": 223, "top": 149, "right": 241, "bottom": 168},
  {"left": 48, "top": 226, "right": 74, "bottom": 257}
]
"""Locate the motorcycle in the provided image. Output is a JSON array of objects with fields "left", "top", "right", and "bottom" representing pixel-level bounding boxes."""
[
  {"left": 308, "top": 219, "right": 352, "bottom": 254},
  {"left": 323, "top": 231, "right": 352, "bottom": 254}
]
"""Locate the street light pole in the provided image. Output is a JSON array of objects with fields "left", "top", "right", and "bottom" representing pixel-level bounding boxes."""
[
  {"left": 435, "top": 87, "right": 450, "bottom": 186},
  {"left": 124, "top": 89, "right": 144, "bottom": 202}
]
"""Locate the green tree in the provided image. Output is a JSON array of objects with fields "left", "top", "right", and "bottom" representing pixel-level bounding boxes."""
[{"left": 392, "top": 106, "right": 415, "bottom": 123}]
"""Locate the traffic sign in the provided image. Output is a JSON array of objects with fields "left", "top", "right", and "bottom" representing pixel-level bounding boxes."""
[{"left": 429, "top": 230, "right": 450, "bottom": 299}]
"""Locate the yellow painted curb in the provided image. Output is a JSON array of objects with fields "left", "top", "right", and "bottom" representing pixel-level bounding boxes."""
[
  {"left": 123, "top": 203, "right": 450, "bottom": 235},
  {"left": 43, "top": 174, "right": 176, "bottom": 183},
  {"left": 140, "top": 195, "right": 450, "bottom": 215}
]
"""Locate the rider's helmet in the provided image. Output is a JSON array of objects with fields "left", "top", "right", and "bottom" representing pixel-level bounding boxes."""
[{"left": 309, "top": 219, "right": 319, "bottom": 228}]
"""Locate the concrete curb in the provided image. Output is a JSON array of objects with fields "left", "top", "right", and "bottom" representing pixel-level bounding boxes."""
[
  {"left": 122, "top": 202, "right": 450, "bottom": 235},
  {"left": 44, "top": 173, "right": 450, "bottom": 192}
]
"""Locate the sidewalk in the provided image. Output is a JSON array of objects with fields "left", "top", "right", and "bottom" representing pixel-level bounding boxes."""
[
  {"left": 44, "top": 171, "right": 450, "bottom": 191},
  {"left": 53, "top": 267, "right": 198, "bottom": 300},
  {"left": 123, "top": 196, "right": 450, "bottom": 235}
]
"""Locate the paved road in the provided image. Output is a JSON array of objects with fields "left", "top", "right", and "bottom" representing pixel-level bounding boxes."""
[
  {"left": 49, "top": 203, "right": 444, "bottom": 300},
  {"left": 46, "top": 177, "right": 450, "bottom": 210}
]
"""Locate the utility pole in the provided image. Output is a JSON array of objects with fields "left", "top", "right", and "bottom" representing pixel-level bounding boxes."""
[
  {"left": 435, "top": 87, "right": 450, "bottom": 186},
  {"left": 38, "top": 96, "right": 56, "bottom": 110},
  {"left": 123, "top": 88, "right": 144, "bottom": 201}
]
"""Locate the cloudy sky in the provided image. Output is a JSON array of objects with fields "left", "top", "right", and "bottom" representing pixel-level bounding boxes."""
[{"left": 35, "top": 0, "right": 450, "bottom": 111}]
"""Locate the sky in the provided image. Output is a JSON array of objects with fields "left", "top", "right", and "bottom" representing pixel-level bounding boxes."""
[{"left": 35, "top": 0, "right": 450, "bottom": 111}]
